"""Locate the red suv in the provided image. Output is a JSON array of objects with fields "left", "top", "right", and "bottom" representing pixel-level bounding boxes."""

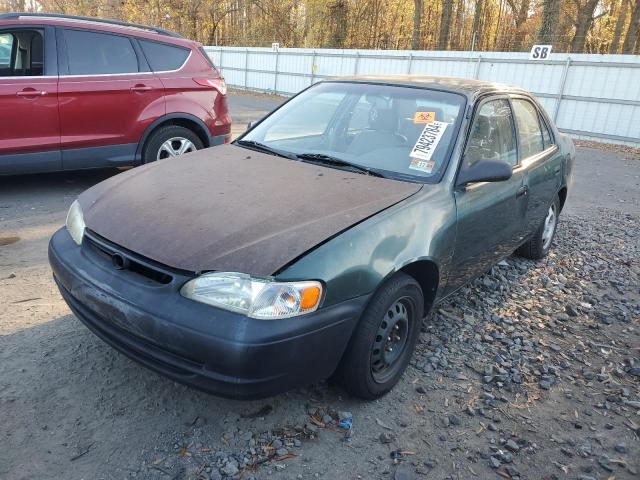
[{"left": 0, "top": 13, "right": 231, "bottom": 175}]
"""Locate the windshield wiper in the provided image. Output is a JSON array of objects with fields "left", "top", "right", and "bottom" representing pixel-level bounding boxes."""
[
  {"left": 295, "top": 153, "right": 386, "bottom": 178},
  {"left": 235, "top": 140, "right": 297, "bottom": 160}
]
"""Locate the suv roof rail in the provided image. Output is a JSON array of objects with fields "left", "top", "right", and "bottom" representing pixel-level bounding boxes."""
[{"left": 0, "top": 12, "right": 184, "bottom": 38}]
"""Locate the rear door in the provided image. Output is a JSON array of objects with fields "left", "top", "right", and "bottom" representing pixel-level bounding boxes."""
[
  {"left": 510, "top": 97, "right": 563, "bottom": 236},
  {"left": 447, "top": 97, "right": 528, "bottom": 291},
  {"left": 57, "top": 28, "right": 164, "bottom": 169},
  {"left": 0, "top": 25, "right": 60, "bottom": 174}
]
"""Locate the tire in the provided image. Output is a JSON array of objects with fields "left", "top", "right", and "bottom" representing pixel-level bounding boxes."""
[
  {"left": 515, "top": 195, "right": 560, "bottom": 260},
  {"left": 142, "top": 125, "right": 204, "bottom": 164},
  {"left": 334, "top": 272, "right": 424, "bottom": 400}
]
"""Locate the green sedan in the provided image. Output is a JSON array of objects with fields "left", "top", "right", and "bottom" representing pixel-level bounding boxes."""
[{"left": 49, "top": 76, "right": 575, "bottom": 399}]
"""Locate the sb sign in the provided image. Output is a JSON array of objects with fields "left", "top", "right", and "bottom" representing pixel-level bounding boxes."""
[{"left": 529, "top": 45, "right": 552, "bottom": 60}]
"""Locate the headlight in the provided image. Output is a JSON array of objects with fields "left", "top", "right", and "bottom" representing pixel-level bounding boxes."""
[
  {"left": 180, "top": 272, "right": 322, "bottom": 319},
  {"left": 65, "top": 200, "right": 85, "bottom": 246}
]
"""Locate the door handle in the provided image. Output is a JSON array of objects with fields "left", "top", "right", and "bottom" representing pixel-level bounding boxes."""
[
  {"left": 130, "top": 85, "right": 152, "bottom": 92},
  {"left": 516, "top": 185, "right": 529, "bottom": 198},
  {"left": 554, "top": 167, "right": 561, "bottom": 174},
  {"left": 17, "top": 89, "right": 47, "bottom": 97}
]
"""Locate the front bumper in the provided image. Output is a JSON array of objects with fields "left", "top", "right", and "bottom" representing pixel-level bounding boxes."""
[{"left": 48, "top": 228, "right": 367, "bottom": 399}]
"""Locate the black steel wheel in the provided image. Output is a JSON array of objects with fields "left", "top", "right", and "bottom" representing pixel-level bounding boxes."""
[
  {"left": 370, "top": 297, "right": 413, "bottom": 384},
  {"left": 334, "top": 272, "right": 424, "bottom": 400}
]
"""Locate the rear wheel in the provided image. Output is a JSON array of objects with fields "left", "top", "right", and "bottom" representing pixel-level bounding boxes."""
[
  {"left": 143, "top": 125, "right": 204, "bottom": 163},
  {"left": 516, "top": 195, "right": 560, "bottom": 260},
  {"left": 335, "top": 272, "right": 424, "bottom": 400}
]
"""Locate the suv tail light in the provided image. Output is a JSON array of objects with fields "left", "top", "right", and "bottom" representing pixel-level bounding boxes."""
[{"left": 193, "top": 77, "right": 227, "bottom": 96}]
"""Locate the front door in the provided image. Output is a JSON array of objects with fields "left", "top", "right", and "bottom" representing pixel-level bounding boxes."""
[
  {"left": 0, "top": 26, "right": 60, "bottom": 174},
  {"left": 57, "top": 27, "right": 164, "bottom": 169},
  {"left": 447, "top": 98, "right": 528, "bottom": 292}
]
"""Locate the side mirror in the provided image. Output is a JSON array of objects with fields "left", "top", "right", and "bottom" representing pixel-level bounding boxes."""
[
  {"left": 456, "top": 158, "right": 513, "bottom": 186},
  {"left": 247, "top": 120, "right": 257, "bottom": 130}
]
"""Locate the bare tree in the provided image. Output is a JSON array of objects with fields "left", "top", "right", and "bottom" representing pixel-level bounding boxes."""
[
  {"left": 328, "top": 0, "right": 348, "bottom": 48},
  {"left": 471, "top": 0, "right": 485, "bottom": 49},
  {"left": 412, "top": 0, "right": 422, "bottom": 49},
  {"left": 505, "top": 0, "right": 531, "bottom": 51},
  {"left": 438, "top": 0, "right": 453, "bottom": 50},
  {"left": 610, "top": 0, "right": 629, "bottom": 52},
  {"left": 537, "top": 0, "right": 560, "bottom": 44},
  {"left": 622, "top": 0, "right": 640, "bottom": 52},
  {"left": 571, "top": 0, "right": 607, "bottom": 52}
]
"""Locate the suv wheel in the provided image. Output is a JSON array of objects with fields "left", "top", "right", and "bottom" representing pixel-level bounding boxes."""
[
  {"left": 143, "top": 126, "right": 204, "bottom": 163},
  {"left": 334, "top": 272, "right": 424, "bottom": 399}
]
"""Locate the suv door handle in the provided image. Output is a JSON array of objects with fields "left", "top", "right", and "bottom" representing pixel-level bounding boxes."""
[
  {"left": 130, "top": 85, "right": 152, "bottom": 92},
  {"left": 516, "top": 185, "right": 529, "bottom": 198},
  {"left": 17, "top": 89, "right": 47, "bottom": 97}
]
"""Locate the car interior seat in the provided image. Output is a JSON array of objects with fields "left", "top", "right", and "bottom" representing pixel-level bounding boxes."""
[{"left": 347, "top": 106, "right": 406, "bottom": 155}]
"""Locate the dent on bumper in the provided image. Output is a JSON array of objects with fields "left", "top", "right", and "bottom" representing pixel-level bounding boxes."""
[{"left": 48, "top": 228, "right": 367, "bottom": 399}]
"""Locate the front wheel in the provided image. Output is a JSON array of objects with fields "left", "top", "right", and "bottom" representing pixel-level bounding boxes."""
[
  {"left": 516, "top": 195, "right": 560, "bottom": 260},
  {"left": 142, "top": 125, "right": 204, "bottom": 163},
  {"left": 334, "top": 272, "right": 424, "bottom": 400}
]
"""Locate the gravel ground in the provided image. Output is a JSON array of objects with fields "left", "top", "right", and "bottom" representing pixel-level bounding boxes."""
[{"left": 0, "top": 93, "right": 638, "bottom": 480}]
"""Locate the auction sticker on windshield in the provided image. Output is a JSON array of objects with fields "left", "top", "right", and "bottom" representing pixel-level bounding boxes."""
[
  {"left": 409, "top": 158, "right": 434, "bottom": 173},
  {"left": 410, "top": 121, "right": 448, "bottom": 162},
  {"left": 413, "top": 111, "right": 436, "bottom": 124}
]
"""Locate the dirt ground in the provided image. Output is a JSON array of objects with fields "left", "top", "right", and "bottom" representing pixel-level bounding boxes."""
[{"left": 0, "top": 92, "right": 638, "bottom": 480}]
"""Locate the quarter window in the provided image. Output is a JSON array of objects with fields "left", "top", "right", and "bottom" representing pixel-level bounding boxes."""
[
  {"left": 512, "top": 99, "right": 544, "bottom": 159},
  {"left": 539, "top": 114, "right": 554, "bottom": 149},
  {"left": 465, "top": 99, "right": 518, "bottom": 167},
  {"left": 64, "top": 29, "right": 138, "bottom": 75},
  {"left": 140, "top": 40, "right": 189, "bottom": 71}
]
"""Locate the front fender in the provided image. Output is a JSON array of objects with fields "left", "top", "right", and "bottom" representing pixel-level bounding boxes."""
[{"left": 276, "top": 185, "right": 457, "bottom": 306}]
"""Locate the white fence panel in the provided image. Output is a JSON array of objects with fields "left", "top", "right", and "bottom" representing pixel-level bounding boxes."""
[{"left": 204, "top": 46, "right": 640, "bottom": 145}]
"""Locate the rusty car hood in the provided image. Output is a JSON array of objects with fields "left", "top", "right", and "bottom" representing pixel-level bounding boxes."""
[{"left": 78, "top": 145, "right": 422, "bottom": 275}]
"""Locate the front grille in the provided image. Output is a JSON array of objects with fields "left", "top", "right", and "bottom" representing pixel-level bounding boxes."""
[{"left": 84, "top": 230, "right": 175, "bottom": 285}]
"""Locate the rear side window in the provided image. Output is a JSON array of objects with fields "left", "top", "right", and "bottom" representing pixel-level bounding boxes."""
[
  {"left": 140, "top": 40, "right": 189, "bottom": 71},
  {"left": 512, "top": 99, "right": 544, "bottom": 159},
  {"left": 64, "top": 29, "right": 138, "bottom": 75},
  {"left": 0, "top": 30, "right": 44, "bottom": 76}
]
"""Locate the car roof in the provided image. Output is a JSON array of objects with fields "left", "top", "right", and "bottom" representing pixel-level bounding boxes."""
[
  {"left": 327, "top": 75, "right": 529, "bottom": 100},
  {"left": 0, "top": 13, "right": 197, "bottom": 47}
]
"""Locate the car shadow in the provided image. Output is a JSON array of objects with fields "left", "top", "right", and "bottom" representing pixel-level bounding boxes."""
[
  {"left": 0, "top": 312, "right": 343, "bottom": 477},
  {"left": 0, "top": 168, "right": 120, "bottom": 204}
]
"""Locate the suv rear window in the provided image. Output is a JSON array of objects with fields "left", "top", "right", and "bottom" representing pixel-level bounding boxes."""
[
  {"left": 140, "top": 40, "right": 189, "bottom": 72},
  {"left": 63, "top": 29, "right": 138, "bottom": 75}
]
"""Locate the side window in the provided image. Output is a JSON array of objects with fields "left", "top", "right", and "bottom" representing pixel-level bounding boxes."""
[
  {"left": 0, "top": 30, "right": 44, "bottom": 76},
  {"left": 140, "top": 40, "right": 189, "bottom": 72},
  {"left": 465, "top": 99, "right": 517, "bottom": 167},
  {"left": 539, "top": 114, "right": 554, "bottom": 149},
  {"left": 64, "top": 29, "right": 138, "bottom": 75},
  {"left": 512, "top": 99, "right": 544, "bottom": 159}
]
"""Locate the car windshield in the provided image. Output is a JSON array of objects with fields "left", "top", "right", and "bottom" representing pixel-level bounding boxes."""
[{"left": 238, "top": 81, "right": 466, "bottom": 182}]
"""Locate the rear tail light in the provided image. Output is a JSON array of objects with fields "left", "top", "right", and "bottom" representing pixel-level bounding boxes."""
[{"left": 193, "top": 77, "right": 227, "bottom": 96}]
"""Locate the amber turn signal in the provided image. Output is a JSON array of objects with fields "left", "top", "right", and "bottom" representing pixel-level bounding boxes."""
[{"left": 300, "top": 285, "right": 321, "bottom": 310}]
